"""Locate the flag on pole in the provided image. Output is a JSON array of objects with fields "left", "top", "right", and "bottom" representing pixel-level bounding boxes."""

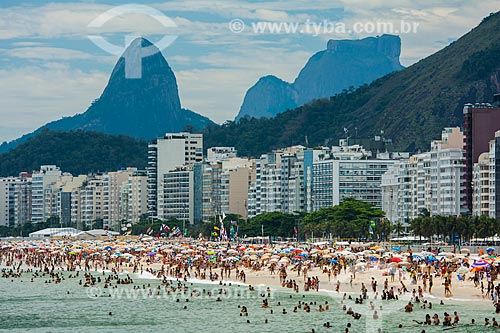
[
  {"left": 211, "top": 224, "right": 219, "bottom": 238},
  {"left": 369, "top": 220, "right": 376, "bottom": 238},
  {"left": 220, "top": 224, "right": 228, "bottom": 241}
]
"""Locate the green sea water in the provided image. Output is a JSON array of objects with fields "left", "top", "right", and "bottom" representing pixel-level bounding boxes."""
[{"left": 0, "top": 270, "right": 498, "bottom": 333}]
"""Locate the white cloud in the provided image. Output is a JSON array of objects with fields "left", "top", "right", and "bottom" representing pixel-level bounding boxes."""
[
  {"left": 4, "top": 47, "right": 98, "bottom": 60},
  {"left": 0, "top": 64, "right": 108, "bottom": 142},
  {"left": 0, "top": 0, "right": 498, "bottom": 140},
  {"left": 338, "top": 0, "right": 500, "bottom": 65},
  {"left": 175, "top": 47, "right": 311, "bottom": 122}
]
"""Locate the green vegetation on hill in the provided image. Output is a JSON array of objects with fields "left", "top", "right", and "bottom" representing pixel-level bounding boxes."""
[
  {"left": 0, "top": 129, "right": 148, "bottom": 176},
  {"left": 204, "top": 12, "right": 500, "bottom": 156}
]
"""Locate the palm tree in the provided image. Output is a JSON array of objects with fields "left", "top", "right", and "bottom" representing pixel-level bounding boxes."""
[{"left": 394, "top": 222, "right": 404, "bottom": 237}]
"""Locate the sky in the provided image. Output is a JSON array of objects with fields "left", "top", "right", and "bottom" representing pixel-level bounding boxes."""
[{"left": 0, "top": 0, "right": 498, "bottom": 143}]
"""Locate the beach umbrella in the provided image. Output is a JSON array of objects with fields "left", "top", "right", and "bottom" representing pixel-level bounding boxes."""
[
  {"left": 412, "top": 254, "right": 424, "bottom": 261},
  {"left": 391, "top": 247, "right": 401, "bottom": 252},
  {"left": 460, "top": 248, "right": 470, "bottom": 253},
  {"left": 470, "top": 266, "right": 486, "bottom": 272},
  {"left": 269, "top": 258, "right": 279, "bottom": 263},
  {"left": 368, "top": 256, "right": 378, "bottom": 261},
  {"left": 487, "top": 247, "right": 495, "bottom": 252},
  {"left": 330, "top": 259, "right": 339, "bottom": 264},
  {"left": 471, "top": 261, "right": 489, "bottom": 268},
  {"left": 298, "top": 253, "right": 308, "bottom": 257},
  {"left": 147, "top": 252, "right": 155, "bottom": 257},
  {"left": 390, "top": 257, "right": 402, "bottom": 263},
  {"left": 104, "top": 246, "right": 113, "bottom": 251}
]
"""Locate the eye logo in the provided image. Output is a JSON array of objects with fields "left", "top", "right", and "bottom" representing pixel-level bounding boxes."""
[{"left": 87, "top": 4, "right": 177, "bottom": 79}]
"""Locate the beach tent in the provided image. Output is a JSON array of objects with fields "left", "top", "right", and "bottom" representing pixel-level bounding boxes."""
[{"left": 29, "top": 228, "right": 81, "bottom": 239}]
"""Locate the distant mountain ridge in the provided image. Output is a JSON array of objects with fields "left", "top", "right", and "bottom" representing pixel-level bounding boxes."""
[
  {"left": 0, "top": 38, "right": 214, "bottom": 153},
  {"left": 205, "top": 12, "right": 500, "bottom": 157},
  {"left": 235, "top": 34, "right": 404, "bottom": 121}
]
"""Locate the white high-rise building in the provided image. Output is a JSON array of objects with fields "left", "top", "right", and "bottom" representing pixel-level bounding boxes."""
[
  {"left": 0, "top": 177, "right": 23, "bottom": 226},
  {"left": 247, "top": 143, "right": 396, "bottom": 218},
  {"left": 31, "top": 165, "right": 62, "bottom": 224},
  {"left": 472, "top": 132, "right": 498, "bottom": 217},
  {"left": 147, "top": 133, "right": 203, "bottom": 218},
  {"left": 248, "top": 151, "right": 284, "bottom": 218},
  {"left": 202, "top": 157, "right": 254, "bottom": 221},
  {"left": 13, "top": 174, "right": 32, "bottom": 227},
  {"left": 103, "top": 168, "right": 136, "bottom": 229},
  {"left": 311, "top": 159, "right": 395, "bottom": 211},
  {"left": 77, "top": 176, "right": 104, "bottom": 230},
  {"left": 380, "top": 164, "right": 399, "bottom": 224},
  {"left": 381, "top": 128, "right": 466, "bottom": 225},
  {"left": 161, "top": 165, "right": 202, "bottom": 224},
  {"left": 473, "top": 152, "right": 493, "bottom": 217},
  {"left": 55, "top": 175, "right": 87, "bottom": 228},
  {"left": 119, "top": 170, "right": 148, "bottom": 225}
]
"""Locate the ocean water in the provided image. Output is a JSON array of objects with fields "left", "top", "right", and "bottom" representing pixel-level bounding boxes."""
[{"left": 0, "top": 270, "right": 498, "bottom": 333}]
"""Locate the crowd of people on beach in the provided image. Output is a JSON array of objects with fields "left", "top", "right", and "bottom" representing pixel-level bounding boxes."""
[{"left": 3, "top": 238, "right": 500, "bottom": 331}]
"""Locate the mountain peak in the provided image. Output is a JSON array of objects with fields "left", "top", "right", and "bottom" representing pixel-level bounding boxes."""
[
  {"left": 235, "top": 34, "right": 404, "bottom": 121},
  {"left": 207, "top": 11, "right": 500, "bottom": 157},
  {"left": 115, "top": 37, "right": 163, "bottom": 80},
  {"left": 326, "top": 34, "right": 401, "bottom": 60},
  {"left": 127, "top": 37, "right": 154, "bottom": 48},
  {"left": 0, "top": 37, "right": 214, "bottom": 153}
]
